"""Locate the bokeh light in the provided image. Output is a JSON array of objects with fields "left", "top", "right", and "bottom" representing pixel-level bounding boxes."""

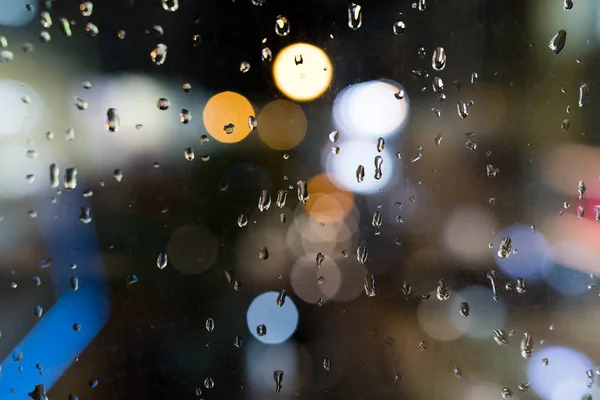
[
  {"left": 272, "top": 43, "right": 333, "bottom": 102},
  {"left": 0, "top": 79, "right": 44, "bottom": 135},
  {"left": 333, "top": 79, "right": 409, "bottom": 139},
  {"left": 289, "top": 253, "right": 341, "bottom": 304},
  {"left": 166, "top": 224, "right": 219, "bottom": 275},
  {"left": 325, "top": 139, "right": 394, "bottom": 194},
  {"left": 203, "top": 91, "right": 255, "bottom": 143},
  {"left": 305, "top": 173, "right": 354, "bottom": 223},
  {"left": 442, "top": 206, "right": 498, "bottom": 263},
  {"left": 0, "top": 0, "right": 37, "bottom": 27},
  {"left": 257, "top": 100, "right": 307, "bottom": 150},
  {"left": 527, "top": 346, "right": 598, "bottom": 400},
  {"left": 246, "top": 291, "right": 299, "bottom": 344},
  {"left": 493, "top": 225, "right": 550, "bottom": 279},
  {"left": 417, "top": 290, "right": 467, "bottom": 341},
  {"left": 542, "top": 241, "right": 597, "bottom": 295}
]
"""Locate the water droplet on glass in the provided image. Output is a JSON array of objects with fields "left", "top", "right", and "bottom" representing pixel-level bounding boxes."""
[
  {"left": 150, "top": 43, "right": 168, "bottom": 65},
  {"left": 106, "top": 108, "right": 119, "bottom": 132},
  {"left": 297, "top": 180, "right": 309, "bottom": 204},
  {"left": 357, "top": 245, "right": 368, "bottom": 265},
  {"left": 179, "top": 109, "right": 191, "bottom": 124},
  {"left": 518, "top": 382, "right": 530, "bottom": 392},
  {"left": 161, "top": 0, "right": 179, "bottom": 11},
  {"left": 205, "top": 318, "right": 215, "bottom": 332},
  {"left": 520, "top": 331, "right": 533, "bottom": 359},
  {"left": 374, "top": 156, "right": 383, "bottom": 180},
  {"left": 457, "top": 100, "right": 468, "bottom": 118},
  {"left": 393, "top": 20, "right": 406, "bottom": 35},
  {"left": 494, "top": 329, "right": 508, "bottom": 345},
  {"left": 549, "top": 30, "right": 567, "bottom": 54},
  {"left": 74, "top": 97, "right": 88, "bottom": 110},
  {"left": 240, "top": 61, "right": 250, "bottom": 73},
  {"left": 181, "top": 147, "right": 194, "bottom": 161},
  {"left": 156, "top": 252, "right": 168, "bottom": 270},
  {"left": 84, "top": 22, "right": 99, "bottom": 37},
  {"left": 233, "top": 335, "right": 243, "bottom": 348},
  {"left": 578, "top": 82, "right": 589, "bottom": 107},
  {"left": 273, "top": 370, "right": 284, "bottom": 394},
  {"left": 117, "top": 30, "right": 126, "bottom": 39},
  {"left": 251, "top": 0, "right": 265, "bottom": 5},
  {"left": 432, "top": 77, "right": 444, "bottom": 93},
  {"left": 70, "top": 276, "right": 79, "bottom": 291},
  {"left": 237, "top": 213, "right": 248, "bottom": 228},
  {"left": 64, "top": 167, "right": 77, "bottom": 190},
  {"left": 498, "top": 236, "right": 512, "bottom": 258},
  {"left": 329, "top": 130, "right": 339, "bottom": 143},
  {"left": 258, "top": 190, "right": 271, "bottom": 212},
  {"left": 501, "top": 387, "right": 513, "bottom": 398},
  {"left": 275, "top": 189, "right": 288, "bottom": 209},
  {"left": 561, "top": 118, "right": 570, "bottom": 131},
  {"left": 347, "top": 3, "right": 362, "bottom": 30},
  {"left": 248, "top": 115, "right": 257, "bottom": 130},
  {"left": 577, "top": 205, "right": 585, "bottom": 218},
  {"left": 542, "top": 357, "right": 549, "bottom": 366},
  {"left": 40, "top": 11, "right": 52, "bottom": 28},
  {"left": 12, "top": 348, "right": 23, "bottom": 362},
  {"left": 376, "top": 137, "right": 385, "bottom": 152},
  {"left": 80, "top": 1, "right": 93, "bottom": 16},
  {"left": 411, "top": 151, "right": 422, "bottom": 163},
  {"left": 0, "top": 50, "right": 14, "bottom": 63},
  {"left": 418, "top": 340, "right": 428, "bottom": 350},
  {"left": 256, "top": 324, "right": 267, "bottom": 336},
  {"left": 516, "top": 277, "right": 527, "bottom": 294},
  {"left": 113, "top": 169, "right": 124, "bottom": 182},
  {"left": 34, "top": 305, "right": 43, "bottom": 318},
  {"left": 261, "top": 46, "right": 273, "bottom": 62},
  {"left": 394, "top": 89, "right": 405, "bottom": 100},
  {"left": 275, "top": 15, "right": 290, "bottom": 36},
  {"left": 486, "top": 164, "right": 500, "bottom": 177},
  {"left": 372, "top": 211, "right": 382, "bottom": 229},
  {"left": 564, "top": 0, "right": 573, "bottom": 9},
  {"left": 59, "top": 18, "right": 72, "bottom": 37},
  {"left": 39, "top": 31, "right": 51, "bottom": 43},
  {"left": 356, "top": 165, "right": 365, "bottom": 183},
  {"left": 437, "top": 278, "right": 450, "bottom": 300},
  {"left": 432, "top": 47, "right": 446, "bottom": 71},
  {"left": 321, "top": 357, "right": 332, "bottom": 371},
  {"left": 364, "top": 273, "right": 376, "bottom": 297},
  {"left": 203, "top": 377, "right": 214, "bottom": 389},
  {"left": 157, "top": 98, "right": 170, "bottom": 110},
  {"left": 276, "top": 289, "right": 287, "bottom": 307},
  {"left": 223, "top": 123, "right": 235, "bottom": 134}
]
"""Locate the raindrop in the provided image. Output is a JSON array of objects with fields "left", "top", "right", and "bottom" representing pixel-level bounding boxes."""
[
  {"left": 12, "top": 348, "right": 23, "bottom": 362},
  {"left": 356, "top": 165, "right": 365, "bottom": 183},
  {"left": 248, "top": 116, "right": 257, "bottom": 130},
  {"left": 323, "top": 357, "right": 332, "bottom": 371},
  {"left": 80, "top": 1, "right": 93, "bottom": 16},
  {"left": 274, "top": 370, "right": 284, "bottom": 394},
  {"left": 411, "top": 151, "right": 422, "bottom": 163},
  {"left": 471, "top": 72, "right": 478, "bottom": 84},
  {"left": 117, "top": 30, "right": 126, "bottom": 39},
  {"left": 280, "top": 212, "right": 286, "bottom": 223},
  {"left": 256, "top": 324, "right": 267, "bottom": 336},
  {"left": 460, "top": 302, "right": 469, "bottom": 317},
  {"left": 520, "top": 332, "right": 533, "bottom": 359},
  {"left": 329, "top": 130, "right": 339, "bottom": 143},
  {"left": 79, "top": 206, "right": 92, "bottom": 223},
  {"left": 416, "top": 0, "right": 426, "bottom": 11},
  {"left": 494, "top": 329, "right": 508, "bottom": 345},
  {"left": 205, "top": 318, "right": 215, "bottom": 332},
  {"left": 364, "top": 273, "right": 376, "bottom": 297},
  {"left": 161, "top": 0, "right": 179, "bottom": 11},
  {"left": 434, "top": 133, "right": 443, "bottom": 145},
  {"left": 376, "top": 137, "right": 385, "bottom": 152},
  {"left": 297, "top": 180, "right": 309, "bottom": 204},
  {"left": 49, "top": 164, "right": 59, "bottom": 188},
  {"left": 457, "top": 100, "right": 468, "bottom": 118},
  {"left": 486, "top": 164, "right": 500, "bottom": 177},
  {"left": 579, "top": 82, "right": 589, "bottom": 107},
  {"left": 432, "top": 77, "right": 444, "bottom": 93},
  {"left": 240, "top": 61, "right": 251, "bottom": 73},
  {"left": 113, "top": 169, "right": 124, "bottom": 182},
  {"left": 347, "top": 3, "right": 362, "bottom": 30},
  {"left": 372, "top": 211, "right": 382, "bottom": 228},
  {"left": 274, "top": 15, "right": 290, "bottom": 36},
  {"left": 561, "top": 119, "right": 570, "bottom": 131},
  {"left": 106, "top": 108, "right": 119, "bottom": 132},
  {"left": 85, "top": 22, "right": 99, "bottom": 37},
  {"left": 0, "top": 50, "right": 14, "bottom": 63},
  {"left": 59, "top": 18, "right": 72, "bottom": 37},
  {"left": 436, "top": 278, "right": 450, "bottom": 300},
  {"left": 64, "top": 167, "right": 77, "bottom": 190},
  {"left": 497, "top": 236, "right": 512, "bottom": 258},
  {"left": 224, "top": 123, "right": 235, "bottom": 134},
  {"left": 150, "top": 43, "right": 168, "bottom": 65},
  {"left": 157, "top": 98, "right": 170, "bottom": 110},
  {"left": 39, "top": 31, "right": 51, "bottom": 43},
  {"left": 157, "top": 253, "right": 167, "bottom": 269},
  {"left": 184, "top": 147, "right": 195, "bottom": 161},
  {"left": 501, "top": 387, "right": 513, "bottom": 398},
  {"left": 258, "top": 190, "right": 271, "bottom": 212},
  {"left": 40, "top": 11, "right": 52, "bottom": 28},
  {"left": 418, "top": 340, "right": 428, "bottom": 350},
  {"left": 233, "top": 336, "right": 243, "bottom": 348},
  {"left": 549, "top": 29, "right": 567, "bottom": 54},
  {"left": 276, "top": 289, "right": 287, "bottom": 307},
  {"left": 179, "top": 109, "right": 191, "bottom": 124},
  {"left": 516, "top": 277, "right": 527, "bottom": 294},
  {"left": 34, "top": 305, "right": 43, "bottom": 318},
  {"left": 70, "top": 276, "right": 79, "bottom": 291},
  {"left": 203, "top": 377, "right": 214, "bottom": 389},
  {"left": 258, "top": 246, "right": 269, "bottom": 260},
  {"left": 393, "top": 20, "right": 406, "bottom": 35},
  {"left": 432, "top": 47, "right": 446, "bottom": 71},
  {"left": 374, "top": 156, "right": 383, "bottom": 180},
  {"left": 487, "top": 269, "right": 499, "bottom": 301},
  {"left": 261, "top": 47, "right": 273, "bottom": 62},
  {"left": 564, "top": 0, "right": 573, "bottom": 9},
  {"left": 276, "top": 189, "right": 287, "bottom": 208},
  {"left": 542, "top": 357, "right": 549, "bottom": 366},
  {"left": 82, "top": 81, "right": 92, "bottom": 89},
  {"left": 357, "top": 244, "right": 368, "bottom": 264},
  {"left": 316, "top": 252, "right": 325, "bottom": 267},
  {"left": 394, "top": 89, "right": 405, "bottom": 100},
  {"left": 518, "top": 382, "right": 530, "bottom": 392},
  {"left": 237, "top": 213, "right": 248, "bottom": 227}
]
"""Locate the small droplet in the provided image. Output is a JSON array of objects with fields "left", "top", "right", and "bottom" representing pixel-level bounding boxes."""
[
  {"left": 501, "top": 387, "right": 513, "bottom": 398},
  {"left": 157, "top": 252, "right": 168, "bottom": 269},
  {"left": 374, "top": 156, "right": 383, "bottom": 180},
  {"left": 432, "top": 47, "right": 446, "bottom": 71},
  {"left": 460, "top": 302, "right": 469, "bottom": 317},
  {"left": 233, "top": 335, "right": 243, "bottom": 348},
  {"left": 82, "top": 81, "right": 92, "bottom": 89},
  {"left": 577, "top": 205, "right": 585, "bottom": 218},
  {"left": 276, "top": 289, "right": 287, "bottom": 307},
  {"left": 150, "top": 43, "right": 168, "bottom": 65},
  {"left": 411, "top": 151, "right": 422, "bottom": 163},
  {"left": 84, "top": 22, "right": 99, "bottom": 37},
  {"left": 80, "top": 1, "right": 93, "bottom": 16},
  {"left": 432, "top": 77, "right": 444, "bottom": 93},
  {"left": 237, "top": 213, "right": 248, "bottom": 228},
  {"left": 453, "top": 366, "right": 462, "bottom": 378},
  {"left": 106, "top": 108, "right": 119, "bottom": 132},
  {"left": 372, "top": 211, "right": 382, "bottom": 228},
  {"left": 179, "top": 109, "right": 191, "bottom": 124},
  {"left": 258, "top": 246, "right": 269, "bottom": 260},
  {"left": 276, "top": 189, "right": 288, "bottom": 208},
  {"left": 457, "top": 100, "right": 468, "bottom": 118},
  {"left": 564, "top": 0, "right": 573, "bottom": 9},
  {"left": 203, "top": 377, "right": 214, "bottom": 389},
  {"left": 347, "top": 3, "right": 362, "bottom": 30},
  {"left": 549, "top": 30, "right": 567, "bottom": 54},
  {"left": 393, "top": 20, "right": 406, "bottom": 35},
  {"left": 240, "top": 61, "right": 250, "bottom": 73},
  {"left": 261, "top": 47, "right": 273, "bottom": 62},
  {"left": 561, "top": 118, "right": 570, "bottom": 131},
  {"left": 205, "top": 318, "right": 215, "bottom": 332},
  {"left": 578, "top": 180, "right": 587, "bottom": 199},
  {"left": 248, "top": 116, "right": 257, "bottom": 130},
  {"left": 357, "top": 244, "right": 368, "bottom": 264},
  {"left": 498, "top": 236, "right": 512, "bottom": 258},
  {"left": 275, "top": 15, "right": 290, "bottom": 36},
  {"left": 579, "top": 82, "right": 589, "bottom": 108},
  {"left": 418, "top": 340, "right": 428, "bottom": 351},
  {"left": 256, "top": 324, "right": 267, "bottom": 336},
  {"left": 273, "top": 370, "right": 284, "bottom": 394},
  {"left": 297, "top": 180, "right": 309, "bottom": 204},
  {"left": 516, "top": 277, "right": 527, "bottom": 294},
  {"left": 376, "top": 137, "right": 385, "bottom": 152},
  {"left": 518, "top": 382, "right": 530, "bottom": 392},
  {"left": 494, "top": 329, "right": 508, "bottom": 345},
  {"left": 0, "top": 50, "right": 14, "bottom": 63},
  {"left": 39, "top": 31, "right": 51, "bottom": 43},
  {"left": 329, "top": 130, "right": 339, "bottom": 143},
  {"left": 520, "top": 331, "right": 533, "bottom": 359},
  {"left": 117, "top": 30, "right": 126, "bottom": 39},
  {"left": 356, "top": 165, "right": 365, "bottom": 183},
  {"left": 64, "top": 167, "right": 77, "bottom": 190},
  {"left": 258, "top": 190, "right": 271, "bottom": 212},
  {"left": 34, "top": 305, "right": 43, "bottom": 318},
  {"left": 486, "top": 164, "right": 500, "bottom": 177},
  {"left": 323, "top": 357, "right": 332, "bottom": 371},
  {"left": 223, "top": 123, "right": 235, "bottom": 134},
  {"left": 40, "top": 11, "right": 52, "bottom": 28},
  {"left": 542, "top": 357, "right": 549, "bottom": 366},
  {"left": 157, "top": 98, "right": 170, "bottom": 110},
  {"left": 161, "top": 0, "right": 179, "bottom": 12},
  {"left": 364, "top": 273, "right": 376, "bottom": 297},
  {"left": 70, "top": 276, "right": 79, "bottom": 291},
  {"left": 436, "top": 278, "right": 450, "bottom": 300},
  {"left": 113, "top": 169, "right": 124, "bottom": 182},
  {"left": 59, "top": 18, "right": 72, "bottom": 37},
  {"left": 394, "top": 90, "right": 405, "bottom": 100}
]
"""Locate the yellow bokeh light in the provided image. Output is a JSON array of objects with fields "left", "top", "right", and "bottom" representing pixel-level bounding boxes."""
[
  {"left": 305, "top": 173, "right": 354, "bottom": 223},
  {"left": 273, "top": 43, "right": 333, "bottom": 102},
  {"left": 202, "top": 91, "right": 255, "bottom": 143},
  {"left": 257, "top": 100, "right": 307, "bottom": 150}
]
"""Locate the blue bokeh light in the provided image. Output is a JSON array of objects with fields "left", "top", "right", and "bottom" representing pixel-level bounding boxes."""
[
  {"left": 493, "top": 225, "right": 550, "bottom": 279},
  {"left": 247, "top": 291, "right": 299, "bottom": 345}
]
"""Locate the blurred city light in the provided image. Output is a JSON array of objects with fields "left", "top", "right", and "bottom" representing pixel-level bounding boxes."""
[
  {"left": 542, "top": 241, "right": 597, "bottom": 295},
  {"left": 203, "top": 91, "right": 255, "bottom": 143},
  {"left": 332, "top": 79, "right": 408, "bottom": 139},
  {"left": 257, "top": 100, "right": 307, "bottom": 150},
  {"left": 449, "top": 286, "right": 507, "bottom": 340},
  {"left": 0, "top": 79, "right": 44, "bottom": 136},
  {"left": 167, "top": 224, "right": 219, "bottom": 275},
  {"left": 272, "top": 43, "right": 332, "bottom": 102},
  {"left": 305, "top": 173, "right": 354, "bottom": 223},
  {"left": 0, "top": 0, "right": 37, "bottom": 27},
  {"left": 493, "top": 225, "right": 550, "bottom": 279},
  {"left": 246, "top": 291, "right": 299, "bottom": 344}
]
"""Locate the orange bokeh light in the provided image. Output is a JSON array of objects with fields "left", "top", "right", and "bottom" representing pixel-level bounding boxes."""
[
  {"left": 257, "top": 99, "right": 307, "bottom": 150},
  {"left": 306, "top": 173, "right": 354, "bottom": 223},
  {"left": 202, "top": 91, "right": 255, "bottom": 143}
]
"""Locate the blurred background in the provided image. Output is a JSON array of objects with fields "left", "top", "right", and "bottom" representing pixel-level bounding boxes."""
[{"left": 0, "top": 0, "right": 599, "bottom": 399}]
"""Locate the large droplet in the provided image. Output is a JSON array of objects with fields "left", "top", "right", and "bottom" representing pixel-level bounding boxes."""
[
  {"left": 357, "top": 244, "right": 368, "bottom": 264},
  {"left": 237, "top": 213, "right": 248, "bottom": 228},
  {"left": 432, "top": 47, "right": 446, "bottom": 71},
  {"left": 157, "top": 252, "right": 168, "bottom": 269},
  {"left": 297, "top": 180, "right": 309, "bottom": 204},
  {"left": 40, "top": 11, "right": 52, "bottom": 28},
  {"left": 64, "top": 167, "right": 77, "bottom": 190},
  {"left": 374, "top": 156, "right": 383, "bottom": 180},
  {"left": 273, "top": 370, "right": 284, "bottom": 394},
  {"left": 323, "top": 357, "right": 332, "bottom": 371},
  {"left": 347, "top": 3, "right": 362, "bottom": 30},
  {"left": 70, "top": 276, "right": 79, "bottom": 291},
  {"left": 276, "top": 289, "right": 287, "bottom": 307},
  {"left": 184, "top": 147, "right": 194, "bottom": 161},
  {"left": 276, "top": 189, "right": 287, "bottom": 208},
  {"left": 457, "top": 100, "right": 468, "bottom": 118},
  {"left": 356, "top": 165, "right": 365, "bottom": 183},
  {"left": 59, "top": 18, "right": 72, "bottom": 37},
  {"left": 161, "top": 0, "right": 179, "bottom": 11},
  {"left": 436, "top": 278, "right": 450, "bottom": 300},
  {"left": 80, "top": 1, "right": 93, "bottom": 16},
  {"left": 85, "top": 22, "right": 99, "bottom": 37},
  {"left": 579, "top": 82, "right": 589, "bottom": 107},
  {"left": 150, "top": 43, "right": 168, "bottom": 65},
  {"left": 106, "top": 108, "right": 119, "bottom": 132},
  {"left": 549, "top": 30, "right": 567, "bottom": 54},
  {"left": 256, "top": 324, "right": 267, "bottom": 336},
  {"left": 364, "top": 273, "right": 376, "bottom": 297},
  {"left": 497, "top": 236, "right": 512, "bottom": 258},
  {"left": 274, "top": 15, "right": 290, "bottom": 36},
  {"left": 179, "top": 109, "right": 191, "bottom": 124},
  {"left": 258, "top": 190, "right": 271, "bottom": 212},
  {"left": 494, "top": 329, "right": 508, "bottom": 345}
]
